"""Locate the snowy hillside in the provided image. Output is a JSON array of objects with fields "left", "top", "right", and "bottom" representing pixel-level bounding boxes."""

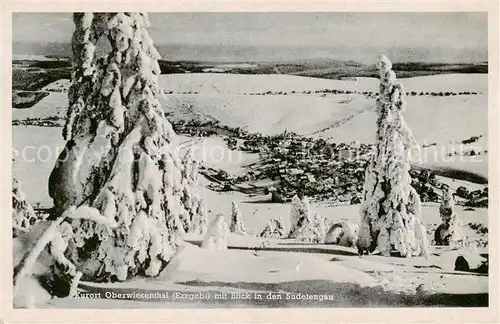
[
  {"left": 13, "top": 73, "right": 488, "bottom": 181},
  {"left": 160, "top": 73, "right": 362, "bottom": 94},
  {"left": 159, "top": 73, "right": 486, "bottom": 95},
  {"left": 321, "top": 95, "right": 487, "bottom": 143},
  {"left": 29, "top": 72, "right": 487, "bottom": 98},
  {"left": 22, "top": 74, "right": 487, "bottom": 142},
  {"left": 163, "top": 94, "right": 373, "bottom": 135}
]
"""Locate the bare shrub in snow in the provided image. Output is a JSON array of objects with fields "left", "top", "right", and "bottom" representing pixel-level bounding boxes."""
[
  {"left": 324, "top": 222, "right": 359, "bottom": 248},
  {"left": 357, "top": 55, "right": 429, "bottom": 258},
  {"left": 259, "top": 217, "right": 286, "bottom": 239},
  {"left": 48, "top": 13, "right": 190, "bottom": 282},
  {"left": 229, "top": 201, "right": 247, "bottom": 235},
  {"left": 202, "top": 214, "right": 229, "bottom": 251}
]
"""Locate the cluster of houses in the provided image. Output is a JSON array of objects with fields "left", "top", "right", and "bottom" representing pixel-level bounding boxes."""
[
  {"left": 136, "top": 114, "right": 487, "bottom": 207},
  {"left": 191, "top": 126, "right": 478, "bottom": 206},
  {"left": 221, "top": 130, "right": 374, "bottom": 203},
  {"left": 408, "top": 169, "right": 442, "bottom": 203}
]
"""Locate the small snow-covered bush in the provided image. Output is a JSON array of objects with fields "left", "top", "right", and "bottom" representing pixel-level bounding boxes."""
[
  {"left": 324, "top": 222, "right": 359, "bottom": 248},
  {"left": 294, "top": 213, "right": 327, "bottom": 243},
  {"left": 202, "top": 214, "right": 229, "bottom": 251},
  {"left": 312, "top": 213, "right": 327, "bottom": 242}
]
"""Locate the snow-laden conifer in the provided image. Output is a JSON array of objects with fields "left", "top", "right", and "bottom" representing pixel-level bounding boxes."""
[
  {"left": 180, "top": 149, "right": 207, "bottom": 233},
  {"left": 289, "top": 196, "right": 325, "bottom": 243},
  {"left": 435, "top": 186, "right": 463, "bottom": 246},
  {"left": 357, "top": 55, "right": 429, "bottom": 258},
  {"left": 49, "top": 13, "right": 189, "bottom": 281},
  {"left": 229, "top": 201, "right": 247, "bottom": 235},
  {"left": 192, "top": 197, "right": 208, "bottom": 235},
  {"left": 289, "top": 195, "right": 310, "bottom": 237}
]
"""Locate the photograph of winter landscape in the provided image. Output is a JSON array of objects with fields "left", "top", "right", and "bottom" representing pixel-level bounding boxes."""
[{"left": 11, "top": 12, "right": 490, "bottom": 309}]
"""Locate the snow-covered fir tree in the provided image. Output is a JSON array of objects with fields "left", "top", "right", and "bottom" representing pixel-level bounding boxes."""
[
  {"left": 192, "top": 197, "right": 208, "bottom": 235},
  {"left": 48, "top": 13, "right": 191, "bottom": 282},
  {"left": 180, "top": 149, "right": 207, "bottom": 233},
  {"left": 202, "top": 214, "right": 228, "bottom": 251},
  {"left": 289, "top": 195, "right": 311, "bottom": 237},
  {"left": 324, "top": 222, "right": 359, "bottom": 248},
  {"left": 289, "top": 196, "right": 325, "bottom": 243},
  {"left": 12, "top": 163, "right": 37, "bottom": 232},
  {"left": 357, "top": 55, "right": 429, "bottom": 258},
  {"left": 435, "top": 186, "right": 463, "bottom": 246},
  {"left": 229, "top": 201, "right": 247, "bottom": 235}
]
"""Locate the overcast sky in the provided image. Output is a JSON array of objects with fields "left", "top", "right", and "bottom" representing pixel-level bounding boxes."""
[{"left": 12, "top": 12, "right": 488, "bottom": 63}]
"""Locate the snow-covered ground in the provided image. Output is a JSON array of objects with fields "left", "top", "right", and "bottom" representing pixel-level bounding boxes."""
[
  {"left": 12, "top": 72, "right": 489, "bottom": 308},
  {"left": 20, "top": 188, "right": 488, "bottom": 308},
  {"left": 160, "top": 73, "right": 362, "bottom": 94},
  {"left": 12, "top": 92, "right": 66, "bottom": 120},
  {"left": 164, "top": 93, "right": 373, "bottom": 135},
  {"left": 12, "top": 127, "right": 489, "bottom": 308},
  {"left": 321, "top": 95, "right": 487, "bottom": 143},
  {"left": 42, "top": 239, "right": 487, "bottom": 308}
]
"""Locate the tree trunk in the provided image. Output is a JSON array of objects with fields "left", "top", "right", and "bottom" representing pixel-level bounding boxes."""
[
  {"left": 48, "top": 13, "right": 189, "bottom": 281},
  {"left": 357, "top": 55, "right": 429, "bottom": 258}
]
